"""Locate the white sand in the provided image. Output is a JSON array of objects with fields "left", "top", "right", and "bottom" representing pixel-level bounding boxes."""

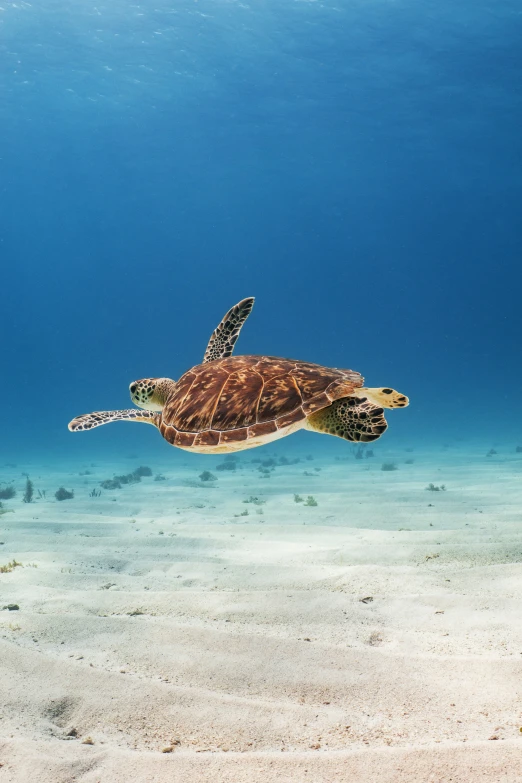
[{"left": 1, "top": 445, "right": 521, "bottom": 781}]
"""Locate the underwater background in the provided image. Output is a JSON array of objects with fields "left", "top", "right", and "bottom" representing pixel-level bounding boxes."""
[
  {"left": 3, "top": 4, "right": 522, "bottom": 778},
  {"left": 1, "top": 0, "right": 521, "bottom": 457}
]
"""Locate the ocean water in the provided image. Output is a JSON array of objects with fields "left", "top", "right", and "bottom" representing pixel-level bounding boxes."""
[
  {"left": 1, "top": 0, "right": 521, "bottom": 464},
  {"left": 1, "top": 1, "right": 522, "bottom": 777}
]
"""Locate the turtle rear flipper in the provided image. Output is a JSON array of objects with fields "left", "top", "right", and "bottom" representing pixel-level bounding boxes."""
[
  {"left": 68, "top": 410, "right": 159, "bottom": 432},
  {"left": 203, "top": 297, "right": 255, "bottom": 363},
  {"left": 306, "top": 397, "right": 388, "bottom": 442}
]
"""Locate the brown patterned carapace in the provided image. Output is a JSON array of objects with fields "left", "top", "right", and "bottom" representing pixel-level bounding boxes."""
[{"left": 157, "top": 355, "right": 363, "bottom": 448}]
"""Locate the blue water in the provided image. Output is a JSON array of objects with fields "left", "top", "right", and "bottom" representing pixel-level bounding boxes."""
[
  {"left": 2, "top": 6, "right": 522, "bottom": 772},
  {"left": 1, "top": 0, "right": 521, "bottom": 462}
]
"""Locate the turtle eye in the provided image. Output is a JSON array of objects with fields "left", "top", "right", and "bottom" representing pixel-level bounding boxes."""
[{"left": 130, "top": 384, "right": 137, "bottom": 394}]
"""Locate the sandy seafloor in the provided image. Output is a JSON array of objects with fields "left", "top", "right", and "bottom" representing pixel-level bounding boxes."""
[{"left": 1, "top": 440, "right": 521, "bottom": 782}]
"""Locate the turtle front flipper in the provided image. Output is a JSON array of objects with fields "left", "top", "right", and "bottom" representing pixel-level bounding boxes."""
[
  {"left": 68, "top": 409, "right": 159, "bottom": 432},
  {"left": 203, "top": 297, "right": 255, "bottom": 363},
  {"left": 306, "top": 397, "right": 388, "bottom": 442}
]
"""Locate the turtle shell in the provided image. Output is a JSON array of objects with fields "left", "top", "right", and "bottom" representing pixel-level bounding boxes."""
[{"left": 158, "top": 355, "right": 363, "bottom": 449}]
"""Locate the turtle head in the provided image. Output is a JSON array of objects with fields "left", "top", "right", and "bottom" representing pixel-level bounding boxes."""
[{"left": 129, "top": 378, "right": 174, "bottom": 411}]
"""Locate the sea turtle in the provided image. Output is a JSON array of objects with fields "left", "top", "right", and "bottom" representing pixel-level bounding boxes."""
[{"left": 68, "top": 298, "right": 408, "bottom": 453}]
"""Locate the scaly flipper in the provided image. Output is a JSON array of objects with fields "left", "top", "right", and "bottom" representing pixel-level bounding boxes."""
[
  {"left": 352, "top": 387, "right": 409, "bottom": 409},
  {"left": 306, "top": 397, "right": 388, "bottom": 442},
  {"left": 203, "top": 297, "right": 255, "bottom": 363},
  {"left": 68, "top": 409, "right": 159, "bottom": 432}
]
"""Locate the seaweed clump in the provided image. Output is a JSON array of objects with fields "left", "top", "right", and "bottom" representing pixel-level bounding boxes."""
[
  {"left": 101, "top": 466, "right": 153, "bottom": 490},
  {"left": 381, "top": 463, "right": 398, "bottom": 472},
  {"left": 134, "top": 466, "right": 152, "bottom": 477},
  {"left": 115, "top": 473, "right": 140, "bottom": 485},
  {"left": 0, "top": 559, "right": 23, "bottom": 573},
  {"left": 22, "top": 477, "right": 34, "bottom": 503},
  {"left": 216, "top": 461, "right": 236, "bottom": 472},
  {"left": 304, "top": 496, "right": 318, "bottom": 507},
  {"left": 199, "top": 471, "right": 217, "bottom": 482},
  {"left": 55, "top": 487, "right": 74, "bottom": 501},
  {"left": 101, "top": 479, "right": 121, "bottom": 490},
  {"left": 426, "top": 483, "right": 446, "bottom": 492},
  {"left": 0, "top": 485, "right": 16, "bottom": 500}
]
